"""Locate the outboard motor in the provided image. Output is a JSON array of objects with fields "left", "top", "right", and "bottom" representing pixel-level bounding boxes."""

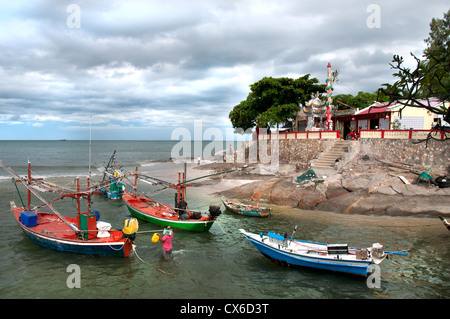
[
  {"left": 371, "top": 243, "right": 386, "bottom": 264},
  {"left": 178, "top": 200, "right": 188, "bottom": 210},
  {"left": 208, "top": 205, "right": 221, "bottom": 217},
  {"left": 190, "top": 211, "right": 202, "bottom": 219},
  {"left": 177, "top": 200, "right": 189, "bottom": 220}
]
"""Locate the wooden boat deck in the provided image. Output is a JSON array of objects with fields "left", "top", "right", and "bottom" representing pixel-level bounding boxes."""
[{"left": 12, "top": 208, "right": 126, "bottom": 243}]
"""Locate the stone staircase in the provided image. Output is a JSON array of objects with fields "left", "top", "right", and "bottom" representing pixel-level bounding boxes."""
[{"left": 310, "top": 140, "right": 350, "bottom": 170}]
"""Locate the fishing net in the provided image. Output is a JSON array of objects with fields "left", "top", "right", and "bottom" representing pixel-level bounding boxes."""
[{"left": 295, "top": 169, "right": 318, "bottom": 184}]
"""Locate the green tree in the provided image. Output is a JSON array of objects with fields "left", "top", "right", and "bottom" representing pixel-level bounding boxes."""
[
  {"left": 424, "top": 9, "right": 449, "bottom": 60},
  {"left": 229, "top": 75, "right": 324, "bottom": 132},
  {"left": 334, "top": 91, "right": 387, "bottom": 110},
  {"left": 422, "top": 9, "right": 450, "bottom": 103},
  {"left": 377, "top": 9, "right": 449, "bottom": 124}
]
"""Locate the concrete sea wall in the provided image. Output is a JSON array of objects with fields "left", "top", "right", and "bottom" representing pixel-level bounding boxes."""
[
  {"left": 241, "top": 138, "right": 449, "bottom": 171},
  {"left": 240, "top": 139, "right": 334, "bottom": 169},
  {"left": 359, "top": 139, "right": 449, "bottom": 170}
]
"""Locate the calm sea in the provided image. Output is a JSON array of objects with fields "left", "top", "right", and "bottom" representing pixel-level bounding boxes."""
[{"left": 0, "top": 140, "right": 448, "bottom": 303}]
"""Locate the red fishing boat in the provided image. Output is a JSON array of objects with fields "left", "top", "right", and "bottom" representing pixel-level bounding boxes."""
[{"left": 1, "top": 159, "right": 138, "bottom": 257}]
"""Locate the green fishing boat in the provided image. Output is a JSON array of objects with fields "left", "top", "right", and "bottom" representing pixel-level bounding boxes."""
[
  {"left": 123, "top": 190, "right": 220, "bottom": 231},
  {"left": 122, "top": 166, "right": 221, "bottom": 232}
]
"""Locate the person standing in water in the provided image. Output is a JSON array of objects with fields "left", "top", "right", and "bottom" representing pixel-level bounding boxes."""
[{"left": 158, "top": 226, "right": 173, "bottom": 260}]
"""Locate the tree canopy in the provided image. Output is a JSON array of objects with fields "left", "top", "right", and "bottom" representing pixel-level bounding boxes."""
[
  {"left": 333, "top": 91, "right": 388, "bottom": 110},
  {"left": 229, "top": 75, "right": 324, "bottom": 132},
  {"left": 377, "top": 9, "right": 449, "bottom": 123}
]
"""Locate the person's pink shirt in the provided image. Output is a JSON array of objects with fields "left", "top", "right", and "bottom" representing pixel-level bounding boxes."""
[{"left": 161, "top": 234, "right": 173, "bottom": 250}]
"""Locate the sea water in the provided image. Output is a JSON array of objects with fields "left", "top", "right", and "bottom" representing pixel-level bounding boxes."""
[{"left": 0, "top": 140, "right": 448, "bottom": 300}]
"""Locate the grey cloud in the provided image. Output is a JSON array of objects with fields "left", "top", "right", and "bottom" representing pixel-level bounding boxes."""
[{"left": 0, "top": 0, "right": 449, "bottom": 139}]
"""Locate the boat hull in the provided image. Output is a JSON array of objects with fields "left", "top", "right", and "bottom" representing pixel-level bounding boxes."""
[
  {"left": 125, "top": 202, "right": 214, "bottom": 232},
  {"left": 123, "top": 191, "right": 216, "bottom": 232},
  {"left": 221, "top": 197, "right": 270, "bottom": 217},
  {"left": 241, "top": 230, "right": 373, "bottom": 276},
  {"left": 13, "top": 208, "right": 133, "bottom": 257},
  {"left": 20, "top": 226, "right": 131, "bottom": 257}
]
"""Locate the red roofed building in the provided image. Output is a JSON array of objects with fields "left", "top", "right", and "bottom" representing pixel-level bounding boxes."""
[{"left": 334, "top": 99, "right": 444, "bottom": 136}]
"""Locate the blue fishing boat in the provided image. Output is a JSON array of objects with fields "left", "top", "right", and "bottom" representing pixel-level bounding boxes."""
[{"left": 240, "top": 229, "right": 406, "bottom": 276}]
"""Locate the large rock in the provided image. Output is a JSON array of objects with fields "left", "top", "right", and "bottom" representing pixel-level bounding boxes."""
[
  {"left": 374, "top": 186, "right": 398, "bottom": 195},
  {"left": 315, "top": 191, "right": 450, "bottom": 216},
  {"left": 220, "top": 180, "right": 260, "bottom": 199},
  {"left": 341, "top": 175, "right": 371, "bottom": 192},
  {"left": 314, "top": 189, "right": 367, "bottom": 213},
  {"left": 218, "top": 172, "right": 450, "bottom": 217},
  {"left": 384, "top": 196, "right": 450, "bottom": 216},
  {"left": 325, "top": 180, "right": 350, "bottom": 199}
]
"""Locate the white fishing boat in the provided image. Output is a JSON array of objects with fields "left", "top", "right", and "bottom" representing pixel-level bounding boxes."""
[{"left": 240, "top": 228, "right": 407, "bottom": 276}]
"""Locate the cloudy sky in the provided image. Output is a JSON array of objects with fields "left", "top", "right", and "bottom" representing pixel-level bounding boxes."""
[{"left": 0, "top": 0, "right": 448, "bottom": 140}]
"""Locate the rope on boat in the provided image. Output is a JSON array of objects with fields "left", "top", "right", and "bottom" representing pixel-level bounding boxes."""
[
  {"left": 122, "top": 167, "right": 243, "bottom": 197},
  {"left": 132, "top": 244, "right": 150, "bottom": 265},
  {"left": 216, "top": 220, "right": 227, "bottom": 234},
  {"left": 107, "top": 242, "right": 126, "bottom": 251},
  {"left": 178, "top": 168, "right": 242, "bottom": 185}
]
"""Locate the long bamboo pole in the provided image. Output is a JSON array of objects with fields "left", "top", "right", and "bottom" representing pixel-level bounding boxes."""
[{"left": 0, "top": 159, "right": 76, "bottom": 229}]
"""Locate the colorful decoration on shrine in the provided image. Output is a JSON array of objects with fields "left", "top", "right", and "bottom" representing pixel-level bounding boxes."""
[
  {"left": 325, "top": 62, "right": 339, "bottom": 130},
  {"left": 303, "top": 92, "right": 327, "bottom": 129},
  {"left": 302, "top": 62, "right": 339, "bottom": 130}
]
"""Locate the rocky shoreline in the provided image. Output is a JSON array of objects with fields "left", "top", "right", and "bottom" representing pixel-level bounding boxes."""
[{"left": 192, "top": 158, "right": 450, "bottom": 218}]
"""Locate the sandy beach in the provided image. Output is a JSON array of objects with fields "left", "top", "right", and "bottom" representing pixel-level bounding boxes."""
[{"left": 172, "top": 161, "right": 259, "bottom": 194}]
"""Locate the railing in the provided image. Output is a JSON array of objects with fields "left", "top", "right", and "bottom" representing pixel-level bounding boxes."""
[
  {"left": 255, "top": 129, "right": 448, "bottom": 140},
  {"left": 257, "top": 130, "right": 341, "bottom": 140},
  {"left": 359, "top": 129, "right": 447, "bottom": 140}
]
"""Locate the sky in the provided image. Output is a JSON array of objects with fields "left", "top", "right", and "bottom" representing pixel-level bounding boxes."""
[{"left": 0, "top": 0, "right": 448, "bottom": 140}]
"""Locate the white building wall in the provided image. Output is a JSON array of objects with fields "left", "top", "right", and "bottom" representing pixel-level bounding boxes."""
[{"left": 393, "top": 116, "right": 424, "bottom": 130}]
